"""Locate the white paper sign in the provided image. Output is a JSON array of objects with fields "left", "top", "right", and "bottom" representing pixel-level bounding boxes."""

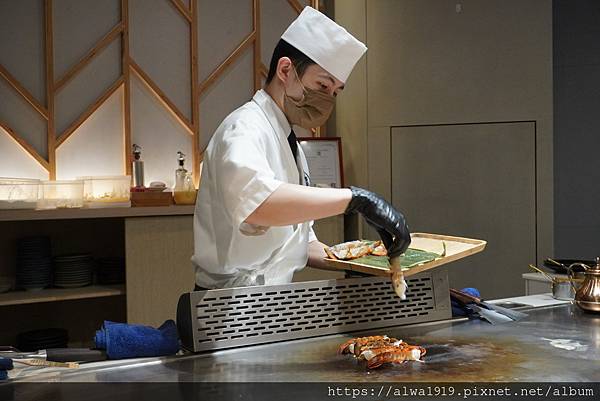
[{"left": 299, "top": 139, "right": 342, "bottom": 188}]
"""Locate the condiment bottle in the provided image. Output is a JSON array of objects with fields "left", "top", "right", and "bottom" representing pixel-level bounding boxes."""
[
  {"left": 173, "top": 151, "right": 197, "bottom": 205},
  {"left": 132, "top": 144, "right": 145, "bottom": 189}
]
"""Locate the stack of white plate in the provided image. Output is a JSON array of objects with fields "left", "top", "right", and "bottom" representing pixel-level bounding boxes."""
[{"left": 53, "top": 254, "right": 94, "bottom": 288}]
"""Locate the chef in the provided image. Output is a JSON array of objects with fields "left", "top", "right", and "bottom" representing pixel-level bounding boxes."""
[{"left": 192, "top": 6, "right": 410, "bottom": 289}]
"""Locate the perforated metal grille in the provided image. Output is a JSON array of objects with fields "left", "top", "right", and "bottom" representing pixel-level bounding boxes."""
[{"left": 182, "top": 270, "right": 450, "bottom": 351}]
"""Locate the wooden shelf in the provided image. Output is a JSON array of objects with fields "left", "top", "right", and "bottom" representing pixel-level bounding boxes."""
[
  {"left": 0, "top": 285, "right": 125, "bottom": 306},
  {"left": 0, "top": 205, "right": 195, "bottom": 222}
]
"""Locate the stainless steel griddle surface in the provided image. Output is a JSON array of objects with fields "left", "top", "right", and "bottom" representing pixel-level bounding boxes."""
[{"left": 13, "top": 304, "right": 600, "bottom": 382}]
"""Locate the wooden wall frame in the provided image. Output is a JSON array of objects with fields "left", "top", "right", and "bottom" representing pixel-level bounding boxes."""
[{"left": 0, "top": 0, "right": 322, "bottom": 183}]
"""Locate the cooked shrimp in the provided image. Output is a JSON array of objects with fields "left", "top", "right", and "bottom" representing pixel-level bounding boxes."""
[
  {"left": 338, "top": 335, "right": 392, "bottom": 354},
  {"left": 366, "top": 346, "right": 425, "bottom": 369},
  {"left": 351, "top": 337, "right": 401, "bottom": 357},
  {"left": 339, "top": 336, "right": 426, "bottom": 369},
  {"left": 390, "top": 256, "right": 407, "bottom": 300},
  {"left": 371, "top": 241, "right": 387, "bottom": 256}
]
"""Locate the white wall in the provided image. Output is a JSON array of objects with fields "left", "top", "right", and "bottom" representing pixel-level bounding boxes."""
[{"left": 0, "top": 0, "right": 313, "bottom": 186}]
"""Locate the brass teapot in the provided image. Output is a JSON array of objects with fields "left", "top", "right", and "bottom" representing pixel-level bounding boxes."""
[{"left": 574, "top": 257, "right": 600, "bottom": 313}]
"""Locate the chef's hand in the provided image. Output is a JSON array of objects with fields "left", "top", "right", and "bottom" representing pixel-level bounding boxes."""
[{"left": 345, "top": 186, "right": 411, "bottom": 258}]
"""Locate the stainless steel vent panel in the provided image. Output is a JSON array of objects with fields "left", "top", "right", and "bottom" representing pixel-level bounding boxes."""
[{"left": 180, "top": 269, "right": 450, "bottom": 352}]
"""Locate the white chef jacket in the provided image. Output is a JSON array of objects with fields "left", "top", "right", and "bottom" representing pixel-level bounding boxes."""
[{"left": 191, "top": 89, "right": 318, "bottom": 289}]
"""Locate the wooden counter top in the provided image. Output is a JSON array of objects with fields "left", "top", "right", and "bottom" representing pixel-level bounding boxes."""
[
  {"left": 0, "top": 285, "right": 125, "bottom": 306},
  {"left": 0, "top": 205, "right": 195, "bottom": 222}
]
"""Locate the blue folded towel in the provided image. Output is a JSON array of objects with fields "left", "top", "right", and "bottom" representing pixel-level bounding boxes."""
[
  {"left": 461, "top": 287, "right": 481, "bottom": 298},
  {"left": 0, "top": 357, "right": 13, "bottom": 371},
  {"left": 0, "top": 370, "right": 7, "bottom": 381},
  {"left": 94, "top": 320, "right": 179, "bottom": 359},
  {"left": 451, "top": 287, "right": 481, "bottom": 317}
]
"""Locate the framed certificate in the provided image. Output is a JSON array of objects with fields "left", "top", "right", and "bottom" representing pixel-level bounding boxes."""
[{"left": 298, "top": 137, "right": 344, "bottom": 188}]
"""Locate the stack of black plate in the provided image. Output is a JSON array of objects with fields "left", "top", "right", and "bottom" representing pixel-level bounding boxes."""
[
  {"left": 53, "top": 254, "right": 94, "bottom": 288},
  {"left": 97, "top": 257, "right": 125, "bottom": 284},
  {"left": 16, "top": 236, "right": 52, "bottom": 291},
  {"left": 17, "top": 328, "right": 68, "bottom": 352}
]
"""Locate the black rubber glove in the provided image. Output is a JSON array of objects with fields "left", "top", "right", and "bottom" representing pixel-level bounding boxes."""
[{"left": 345, "top": 186, "right": 411, "bottom": 258}]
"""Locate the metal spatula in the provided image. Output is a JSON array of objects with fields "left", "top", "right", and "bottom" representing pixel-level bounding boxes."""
[
  {"left": 450, "top": 288, "right": 528, "bottom": 322},
  {"left": 469, "top": 304, "right": 514, "bottom": 324},
  {"left": 450, "top": 291, "right": 514, "bottom": 324}
]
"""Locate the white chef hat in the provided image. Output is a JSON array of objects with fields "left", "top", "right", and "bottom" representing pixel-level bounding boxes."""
[{"left": 281, "top": 6, "right": 367, "bottom": 83}]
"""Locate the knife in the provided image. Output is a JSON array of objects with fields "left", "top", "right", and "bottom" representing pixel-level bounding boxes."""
[
  {"left": 449, "top": 288, "right": 527, "bottom": 321},
  {"left": 0, "top": 348, "right": 107, "bottom": 363},
  {"left": 450, "top": 290, "right": 512, "bottom": 324}
]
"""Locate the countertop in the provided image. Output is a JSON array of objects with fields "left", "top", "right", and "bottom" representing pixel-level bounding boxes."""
[
  {"left": 8, "top": 302, "right": 600, "bottom": 383},
  {"left": 0, "top": 205, "right": 195, "bottom": 222}
]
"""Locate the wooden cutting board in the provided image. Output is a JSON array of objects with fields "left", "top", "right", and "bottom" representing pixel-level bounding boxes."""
[{"left": 323, "top": 233, "right": 486, "bottom": 278}]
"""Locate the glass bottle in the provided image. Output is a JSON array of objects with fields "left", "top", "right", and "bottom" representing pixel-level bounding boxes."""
[
  {"left": 132, "top": 144, "right": 145, "bottom": 189},
  {"left": 173, "top": 151, "right": 197, "bottom": 205}
]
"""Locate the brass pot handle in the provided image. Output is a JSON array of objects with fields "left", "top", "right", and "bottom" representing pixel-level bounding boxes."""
[
  {"left": 568, "top": 262, "right": 590, "bottom": 272},
  {"left": 567, "top": 263, "right": 591, "bottom": 293}
]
